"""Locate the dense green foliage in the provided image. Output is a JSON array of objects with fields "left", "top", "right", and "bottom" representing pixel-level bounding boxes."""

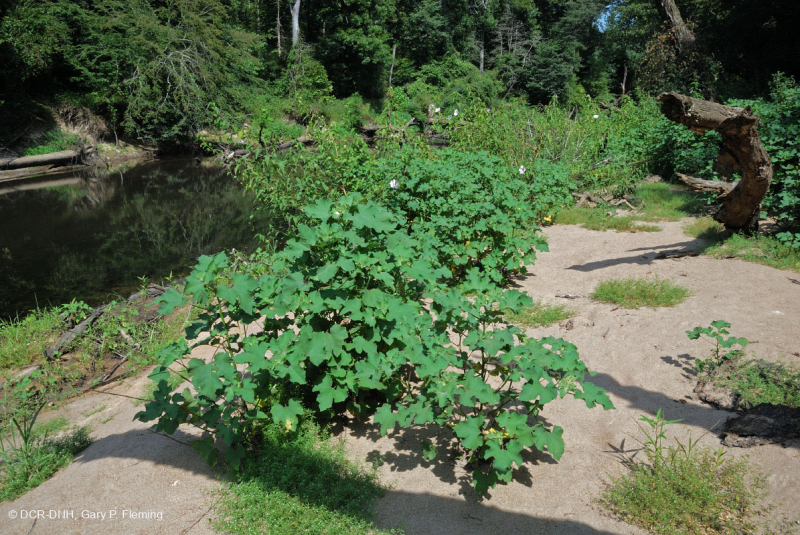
[
  {"left": 137, "top": 192, "right": 613, "bottom": 494},
  {"left": 1, "top": 0, "right": 262, "bottom": 145}
]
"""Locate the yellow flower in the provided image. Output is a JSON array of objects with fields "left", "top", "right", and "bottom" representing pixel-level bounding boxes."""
[
  {"left": 543, "top": 216, "right": 552, "bottom": 222},
  {"left": 285, "top": 419, "right": 293, "bottom": 431},
  {"left": 465, "top": 240, "right": 470, "bottom": 246}
]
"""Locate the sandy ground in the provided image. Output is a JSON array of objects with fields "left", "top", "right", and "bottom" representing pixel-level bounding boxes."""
[
  {"left": 2, "top": 219, "right": 799, "bottom": 535},
  {"left": 0, "top": 346, "right": 224, "bottom": 535}
]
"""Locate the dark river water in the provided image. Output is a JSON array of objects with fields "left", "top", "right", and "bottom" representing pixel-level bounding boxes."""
[{"left": 0, "top": 158, "right": 268, "bottom": 320}]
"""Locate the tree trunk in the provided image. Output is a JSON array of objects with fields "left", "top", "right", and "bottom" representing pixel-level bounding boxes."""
[
  {"left": 479, "top": 31, "right": 485, "bottom": 75},
  {"left": 276, "top": 0, "right": 282, "bottom": 55},
  {"left": 657, "top": 91, "right": 773, "bottom": 232},
  {"left": 290, "top": 0, "right": 301, "bottom": 47},
  {"left": 655, "top": 0, "right": 696, "bottom": 51},
  {"left": 388, "top": 44, "right": 396, "bottom": 87}
]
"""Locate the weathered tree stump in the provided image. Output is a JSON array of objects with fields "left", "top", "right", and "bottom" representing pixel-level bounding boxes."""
[{"left": 657, "top": 91, "right": 773, "bottom": 232}]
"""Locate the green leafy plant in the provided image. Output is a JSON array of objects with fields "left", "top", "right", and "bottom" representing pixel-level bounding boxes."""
[
  {"left": 687, "top": 320, "right": 749, "bottom": 373},
  {"left": 601, "top": 410, "right": 765, "bottom": 535},
  {"left": 21, "top": 129, "right": 80, "bottom": 156},
  {"left": 372, "top": 148, "right": 548, "bottom": 285},
  {"left": 59, "top": 299, "right": 92, "bottom": 326},
  {"left": 137, "top": 195, "right": 613, "bottom": 494},
  {"left": 591, "top": 277, "right": 690, "bottom": 309}
]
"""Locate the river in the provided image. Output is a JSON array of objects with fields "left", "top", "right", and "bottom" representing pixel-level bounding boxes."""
[{"left": 0, "top": 158, "right": 268, "bottom": 320}]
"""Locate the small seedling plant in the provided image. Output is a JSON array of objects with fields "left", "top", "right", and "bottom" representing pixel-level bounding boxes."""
[
  {"left": 687, "top": 320, "right": 749, "bottom": 373},
  {"left": 137, "top": 196, "right": 614, "bottom": 495}
]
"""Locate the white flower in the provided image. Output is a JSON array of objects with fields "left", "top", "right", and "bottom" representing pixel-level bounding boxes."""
[
  {"left": 519, "top": 165, "right": 526, "bottom": 175},
  {"left": 453, "top": 109, "right": 459, "bottom": 116},
  {"left": 486, "top": 108, "right": 491, "bottom": 113},
  {"left": 227, "top": 151, "right": 235, "bottom": 159},
  {"left": 592, "top": 114, "right": 599, "bottom": 119},
  {"left": 333, "top": 211, "right": 341, "bottom": 218},
  {"left": 389, "top": 179, "right": 399, "bottom": 189},
  {"left": 434, "top": 107, "right": 441, "bottom": 113}
]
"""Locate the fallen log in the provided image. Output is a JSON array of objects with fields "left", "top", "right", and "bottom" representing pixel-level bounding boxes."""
[
  {"left": 657, "top": 92, "right": 773, "bottom": 231},
  {"left": 0, "top": 150, "right": 81, "bottom": 170},
  {"left": 675, "top": 173, "right": 736, "bottom": 194},
  {"left": 44, "top": 305, "right": 108, "bottom": 360}
]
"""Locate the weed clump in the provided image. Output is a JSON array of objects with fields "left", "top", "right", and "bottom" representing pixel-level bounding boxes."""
[
  {"left": 601, "top": 410, "right": 766, "bottom": 535},
  {"left": 0, "top": 404, "right": 92, "bottom": 502}
]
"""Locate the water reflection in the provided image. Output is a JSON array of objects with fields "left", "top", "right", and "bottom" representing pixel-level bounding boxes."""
[{"left": 0, "top": 159, "right": 268, "bottom": 319}]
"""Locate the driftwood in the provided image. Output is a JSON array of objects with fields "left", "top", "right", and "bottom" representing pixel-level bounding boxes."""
[
  {"left": 657, "top": 92, "right": 773, "bottom": 231},
  {"left": 101, "top": 351, "right": 130, "bottom": 382},
  {"left": 0, "top": 150, "right": 81, "bottom": 170},
  {"left": 675, "top": 173, "right": 735, "bottom": 194},
  {"left": 275, "top": 135, "right": 313, "bottom": 152}
]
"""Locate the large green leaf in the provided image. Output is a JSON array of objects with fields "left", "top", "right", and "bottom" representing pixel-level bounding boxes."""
[
  {"left": 454, "top": 416, "right": 484, "bottom": 450},
  {"left": 313, "top": 375, "right": 349, "bottom": 411},
  {"left": 531, "top": 426, "right": 564, "bottom": 460},
  {"left": 187, "top": 358, "right": 224, "bottom": 399},
  {"left": 271, "top": 399, "right": 303, "bottom": 431}
]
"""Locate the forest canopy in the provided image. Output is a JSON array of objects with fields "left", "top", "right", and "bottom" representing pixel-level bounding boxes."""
[{"left": 1, "top": 0, "right": 799, "bottom": 144}]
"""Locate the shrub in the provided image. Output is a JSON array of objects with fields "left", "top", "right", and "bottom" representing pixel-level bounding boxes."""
[
  {"left": 235, "top": 127, "right": 376, "bottom": 236},
  {"left": 138, "top": 195, "right": 613, "bottom": 494}
]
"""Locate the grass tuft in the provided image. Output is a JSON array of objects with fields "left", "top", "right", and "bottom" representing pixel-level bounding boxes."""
[
  {"left": 503, "top": 302, "right": 574, "bottom": 328},
  {"left": 601, "top": 446, "right": 762, "bottom": 535},
  {"left": 682, "top": 216, "right": 726, "bottom": 241},
  {"left": 555, "top": 207, "right": 661, "bottom": 233},
  {"left": 706, "top": 233, "right": 800, "bottom": 272},
  {"left": 555, "top": 183, "right": 703, "bottom": 232},
  {"left": 0, "top": 309, "right": 62, "bottom": 371},
  {"left": 591, "top": 277, "right": 689, "bottom": 308},
  {"left": 214, "top": 419, "right": 393, "bottom": 535},
  {"left": 633, "top": 183, "right": 703, "bottom": 221}
]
